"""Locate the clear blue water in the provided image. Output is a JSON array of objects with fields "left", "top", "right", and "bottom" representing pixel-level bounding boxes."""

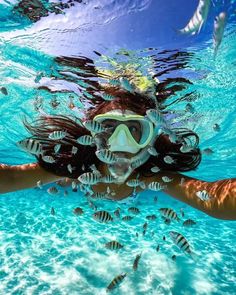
[{"left": 0, "top": 0, "right": 235, "bottom": 294}]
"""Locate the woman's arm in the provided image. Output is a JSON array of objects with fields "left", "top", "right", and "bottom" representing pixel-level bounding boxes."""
[
  {"left": 0, "top": 163, "right": 63, "bottom": 194},
  {"left": 145, "top": 172, "right": 236, "bottom": 220}
]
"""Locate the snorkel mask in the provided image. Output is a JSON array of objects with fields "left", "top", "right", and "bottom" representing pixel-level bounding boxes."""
[{"left": 93, "top": 109, "right": 159, "bottom": 183}]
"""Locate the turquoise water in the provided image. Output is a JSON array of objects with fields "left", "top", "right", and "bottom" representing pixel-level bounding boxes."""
[{"left": 0, "top": 1, "right": 235, "bottom": 294}]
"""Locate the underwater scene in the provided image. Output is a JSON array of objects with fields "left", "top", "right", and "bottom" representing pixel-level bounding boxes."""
[{"left": 0, "top": 0, "right": 235, "bottom": 294}]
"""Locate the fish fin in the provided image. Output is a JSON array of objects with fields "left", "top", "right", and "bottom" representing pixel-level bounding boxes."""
[
  {"left": 189, "top": 251, "right": 198, "bottom": 262},
  {"left": 197, "top": 20, "right": 204, "bottom": 34}
]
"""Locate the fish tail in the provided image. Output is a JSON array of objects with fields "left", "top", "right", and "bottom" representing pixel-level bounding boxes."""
[{"left": 189, "top": 251, "right": 198, "bottom": 262}]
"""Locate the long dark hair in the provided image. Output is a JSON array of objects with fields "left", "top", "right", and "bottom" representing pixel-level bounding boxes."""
[{"left": 24, "top": 51, "right": 201, "bottom": 178}]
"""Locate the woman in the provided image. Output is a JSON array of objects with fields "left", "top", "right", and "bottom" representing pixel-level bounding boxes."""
[{"left": 0, "top": 81, "right": 235, "bottom": 220}]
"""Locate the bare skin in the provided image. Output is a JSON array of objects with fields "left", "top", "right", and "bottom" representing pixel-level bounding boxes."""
[{"left": 0, "top": 162, "right": 235, "bottom": 220}]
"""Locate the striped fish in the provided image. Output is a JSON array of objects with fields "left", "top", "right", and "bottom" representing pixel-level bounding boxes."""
[
  {"left": 146, "top": 109, "right": 165, "bottom": 126},
  {"left": 106, "top": 273, "right": 127, "bottom": 292},
  {"left": 102, "top": 175, "right": 115, "bottom": 183},
  {"left": 95, "top": 149, "right": 117, "bottom": 164},
  {"left": 48, "top": 130, "right": 67, "bottom": 140},
  {"left": 163, "top": 218, "right": 171, "bottom": 225},
  {"left": 77, "top": 135, "right": 94, "bottom": 146},
  {"left": 122, "top": 215, "right": 134, "bottom": 222},
  {"left": 148, "top": 182, "right": 166, "bottom": 191},
  {"left": 146, "top": 214, "right": 157, "bottom": 220},
  {"left": 17, "top": 138, "right": 43, "bottom": 155},
  {"left": 169, "top": 231, "right": 196, "bottom": 259},
  {"left": 163, "top": 155, "right": 175, "bottom": 164},
  {"left": 54, "top": 144, "right": 61, "bottom": 153},
  {"left": 78, "top": 172, "right": 101, "bottom": 185},
  {"left": 162, "top": 176, "right": 173, "bottom": 183},
  {"left": 47, "top": 186, "right": 58, "bottom": 195},
  {"left": 128, "top": 207, "right": 140, "bottom": 215},
  {"left": 151, "top": 166, "right": 160, "bottom": 173},
  {"left": 50, "top": 207, "right": 55, "bottom": 215},
  {"left": 103, "top": 94, "right": 115, "bottom": 101},
  {"left": 42, "top": 156, "right": 55, "bottom": 163},
  {"left": 183, "top": 219, "right": 196, "bottom": 227},
  {"left": 126, "top": 179, "right": 145, "bottom": 189},
  {"left": 83, "top": 120, "right": 106, "bottom": 133},
  {"left": 91, "top": 192, "right": 108, "bottom": 200},
  {"left": 179, "top": 0, "right": 211, "bottom": 35},
  {"left": 196, "top": 190, "right": 212, "bottom": 201},
  {"left": 105, "top": 240, "right": 124, "bottom": 250},
  {"left": 213, "top": 12, "right": 227, "bottom": 57},
  {"left": 159, "top": 208, "right": 180, "bottom": 221},
  {"left": 109, "top": 79, "right": 120, "bottom": 86},
  {"left": 73, "top": 207, "right": 84, "bottom": 215},
  {"left": 133, "top": 253, "right": 142, "bottom": 271},
  {"left": 93, "top": 210, "right": 113, "bottom": 223}
]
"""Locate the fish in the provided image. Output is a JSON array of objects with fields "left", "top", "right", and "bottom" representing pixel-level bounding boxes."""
[
  {"left": 179, "top": 0, "right": 211, "bottom": 35},
  {"left": 126, "top": 179, "right": 145, "bottom": 189},
  {"left": 17, "top": 139, "right": 43, "bottom": 155},
  {"left": 196, "top": 190, "right": 212, "bottom": 201},
  {"left": 47, "top": 186, "right": 59, "bottom": 195},
  {"left": 105, "top": 241, "right": 124, "bottom": 250},
  {"left": 185, "top": 103, "right": 195, "bottom": 113},
  {"left": 48, "top": 130, "right": 67, "bottom": 140},
  {"left": 213, "top": 123, "right": 220, "bottom": 132},
  {"left": 114, "top": 208, "right": 121, "bottom": 218},
  {"left": 73, "top": 207, "right": 84, "bottom": 215},
  {"left": 122, "top": 216, "right": 134, "bottom": 222},
  {"left": 156, "top": 245, "right": 160, "bottom": 252},
  {"left": 151, "top": 166, "right": 160, "bottom": 173},
  {"left": 163, "top": 218, "right": 171, "bottom": 225},
  {"left": 67, "top": 164, "right": 73, "bottom": 174},
  {"left": 109, "top": 79, "right": 120, "bottom": 86},
  {"left": 159, "top": 208, "right": 180, "bottom": 221},
  {"left": 83, "top": 120, "right": 106, "bottom": 133},
  {"left": 119, "top": 77, "right": 134, "bottom": 92},
  {"left": 42, "top": 156, "right": 56, "bottom": 163},
  {"left": 36, "top": 180, "right": 43, "bottom": 189},
  {"left": 50, "top": 207, "right": 55, "bottom": 215},
  {"left": 136, "top": 232, "right": 139, "bottom": 238},
  {"left": 103, "top": 94, "right": 115, "bottom": 101},
  {"left": 162, "top": 176, "right": 173, "bottom": 183},
  {"left": 146, "top": 109, "right": 165, "bottom": 126},
  {"left": 142, "top": 229, "right": 147, "bottom": 236},
  {"left": 90, "top": 164, "right": 102, "bottom": 177},
  {"left": 143, "top": 222, "right": 148, "bottom": 230},
  {"left": 163, "top": 236, "right": 166, "bottom": 241},
  {"left": 128, "top": 207, "right": 140, "bottom": 215},
  {"left": 54, "top": 144, "right": 61, "bottom": 153},
  {"left": 180, "top": 208, "right": 185, "bottom": 217},
  {"left": 147, "top": 146, "right": 159, "bottom": 156},
  {"left": 96, "top": 149, "right": 117, "bottom": 164},
  {"left": 148, "top": 182, "right": 166, "bottom": 191},
  {"left": 163, "top": 155, "right": 175, "bottom": 164},
  {"left": 171, "top": 255, "right": 177, "bottom": 261},
  {"left": 202, "top": 148, "right": 213, "bottom": 155},
  {"left": 93, "top": 210, "right": 113, "bottom": 223},
  {"left": 71, "top": 146, "right": 78, "bottom": 154},
  {"left": 213, "top": 12, "right": 227, "bottom": 57},
  {"left": 91, "top": 192, "right": 108, "bottom": 200},
  {"left": 106, "top": 273, "right": 127, "bottom": 292},
  {"left": 183, "top": 219, "right": 196, "bottom": 227},
  {"left": 169, "top": 231, "right": 196, "bottom": 259},
  {"left": 0, "top": 87, "right": 8, "bottom": 95},
  {"left": 146, "top": 214, "right": 157, "bottom": 220},
  {"left": 180, "top": 144, "right": 193, "bottom": 153},
  {"left": 77, "top": 135, "right": 94, "bottom": 146},
  {"left": 78, "top": 172, "right": 101, "bottom": 185},
  {"left": 133, "top": 253, "right": 142, "bottom": 271}
]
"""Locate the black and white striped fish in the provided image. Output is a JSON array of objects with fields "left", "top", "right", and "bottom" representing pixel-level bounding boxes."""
[
  {"left": 133, "top": 253, "right": 142, "bottom": 271},
  {"left": 109, "top": 79, "right": 120, "bottom": 86},
  {"left": 96, "top": 149, "right": 117, "bottom": 164},
  {"left": 148, "top": 182, "right": 166, "bottom": 191},
  {"left": 102, "top": 175, "right": 115, "bottom": 183},
  {"left": 47, "top": 186, "right": 59, "bottom": 195},
  {"left": 48, "top": 130, "right": 67, "bottom": 140},
  {"left": 93, "top": 210, "right": 113, "bottom": 223},
  {"left": 54, "top": 144, "right": 61, "bottom": 153},
  {"left": 105, "top": 240, "right": 124, "bottom": 250},
  {"left": 147, "top": 146, "right": 159, "bottom": 156},
  {"left": 183, "top": 219, "right": 197, "bottom": 227},
  {"left": 146, "top": 214, "right": 157, "bottom": 220},
  {"left": 73, "top": 207, "right": 84, "bottom": 215},
  {"left": 128, "top": 207, "right": 140, "bottom": 215},
  {"left": 213, "top": 12, "right": 227, "bottom": 57},
  {"left": 17, "top": 139, "right": 43, "bottom": 155},
  {"left": 196, "top": 190, "right": 212, "bottom": 201},
  {"left": 126, "top": 179, "right": 145, "bottom": 189},
  {"left": 91, "top": 192, "right": 108, "bottom": 200},
  {"left": 78, "top": 172, "right": 101, "bottom": 185},
  {"left": 162, "top": 176, "right": 173, "bottom": 183},
  {"left": 83, "top": 120, "right": 106, "bottom": 133},
  {"left": 106, "top": 273, "right": 127, "bottom": 292},
  {"left": 103, "top": 94, "right": 115, "bottom": 101},
  {"left": 179, "top": 0, "right": 211, "bottom": 35},
  {"left": 151, "top": 166, "right": 160, "bottom": 173},
  {"left": 159, "top": 208, "right": 180, "bottom": 221},
  {"left": 163, "top": 155, "right": 175, "bottom": 164},
  {"left": 169, "top": 231, "right": 196, "bottom": 259},
  {"left": 122, "top": 215, "right": 134, "bottom": 222},
  {"left": 77, "top": 135, "right": 94, "bottom": 146}
]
